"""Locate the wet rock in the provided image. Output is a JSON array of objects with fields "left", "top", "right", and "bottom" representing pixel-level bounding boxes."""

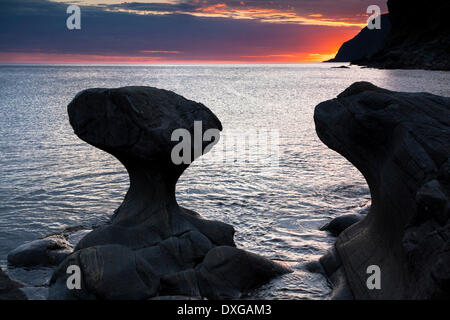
[
  {"left": 315, "top": 82, "right": 450, "bottom": 299},
  {"left": 158, "top": 246, "right": 292, "bottom": 300},
  {"left": 7, "top": 235, "right": 72, "bottom": 267},
  {"left": 49, "top": 86, "right": 290, "bottom": 300},
  {"left": 67, "top": 229, "right": 92, "bottom": 247},
  {"left": 181, "top": 246, "right": 289, "bottom": 299},
  {"left": 0, "top": 268, "right": 27, "bottom": 300},
  {"left": 50, "top": 245, "right": 160, "bottom": 300},
  {"left": 320, "top": 214, "right": 364, "bottom": 236},
  {"left": 319, "top": 248, "right": 353, "bottom": 300},
  {"left": 7, "top": 225, "right": 92, "bottom": 268}
]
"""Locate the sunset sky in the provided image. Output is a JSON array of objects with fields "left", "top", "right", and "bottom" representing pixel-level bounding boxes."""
[{"left": 0, "top": 0, "right": 387, "bottom": 63}]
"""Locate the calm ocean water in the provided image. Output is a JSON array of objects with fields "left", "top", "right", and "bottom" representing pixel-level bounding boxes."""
[{"left": 1, "top": 63, "right": 449, "bottom": 299}]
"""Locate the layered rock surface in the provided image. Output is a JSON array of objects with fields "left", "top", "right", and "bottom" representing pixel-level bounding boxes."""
[
  {"left": 49, "top": 86, "right": 289, "bottom": 300},
  {"left": 315, "top": 82, "right": 450, "bottom": 299}
]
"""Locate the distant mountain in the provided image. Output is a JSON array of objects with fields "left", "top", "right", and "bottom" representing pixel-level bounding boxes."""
[
  {"left": 353, "top": 0, "right": 450, "bottom": 70},
  {"left": 327, "top": 14, "right": 391, "bottom": 62}
]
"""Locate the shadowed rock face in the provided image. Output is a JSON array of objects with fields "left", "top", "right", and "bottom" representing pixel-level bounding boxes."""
[
  {"left": 315, "top": 82, "right": 450, "bottom": 299},
  {"left": 353, "top": 0, "right": 450, "bottom": 70},
  {"left": 49, "top": 86, "right": 289, "bottom": 300},
  {"left": 327, "top": 14, "right": 391, "bottom": 63}
]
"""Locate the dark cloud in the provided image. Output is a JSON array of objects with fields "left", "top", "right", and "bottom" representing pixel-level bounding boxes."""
[
  {"left": 106, "top": 1, "right": 200, "bottom": 13},
  {"left": 106, "top": 0, "right": 387, "bottom": 23},
  {"left": 0, "top": 0, "right": 368, "bottom": 61}
]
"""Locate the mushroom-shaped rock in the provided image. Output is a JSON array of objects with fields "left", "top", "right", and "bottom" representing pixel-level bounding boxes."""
[
  {"left": 49, "top": 86, "right": 289, "bottom": 299},
  {"left": 315, "top": 82, "right": 450, "bottom": 299}
]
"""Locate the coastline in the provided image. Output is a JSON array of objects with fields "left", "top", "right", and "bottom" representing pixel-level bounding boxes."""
[{"left": 0, "top": 65, "right": 446, "bottom": 300}]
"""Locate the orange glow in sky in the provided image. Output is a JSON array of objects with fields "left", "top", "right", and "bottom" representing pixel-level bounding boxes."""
[
  {"left": 0, "top": 27, "right": 357, "bottom": 63},
  {"left": 1, "top": 0, "right": 379, "bottom": 63}
]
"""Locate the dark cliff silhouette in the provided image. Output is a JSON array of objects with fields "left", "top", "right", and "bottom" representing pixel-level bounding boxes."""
[
  {"left": 327, "top": 14, "right": 391, "bottom": 62},
  {"left": 315, "top": 82, "right": 450, "bottom": 299},
  {"left": 353, "top": 0, "right": 450, "bottom": 70}
]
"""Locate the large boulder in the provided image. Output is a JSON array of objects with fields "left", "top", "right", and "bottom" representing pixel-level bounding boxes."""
[
  {"left": 315, "top": 82, "right": 450, "bottom": 299},
  {"left": 7, "top": 226, "right": 91, "bottom": 267},
  {"left": 7, "top": 235, "right": 72, "bottom": 267},
  {"left": 49, "top": 86, "right": 290, "bottom": 299},
  {"left": 320, "top": 214, "right": 364, "bottom": 237}
]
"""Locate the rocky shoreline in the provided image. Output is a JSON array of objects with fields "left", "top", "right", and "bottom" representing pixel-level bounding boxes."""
[
  {"left": 353, "top": 0, "right": 450, "bottom": 70},
  {"left": 315, "top": 82, "right": 450, "bottom": 299},
  {"left": 327, "top": 0, "right": 450, "bottom": 71},
  {"left": 4, "top": 81, "right": 449, "bottom": 300}
]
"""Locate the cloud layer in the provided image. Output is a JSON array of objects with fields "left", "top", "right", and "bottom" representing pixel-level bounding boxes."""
[{"left": 0, "top": 0, "right": 388, "bottom": 62}]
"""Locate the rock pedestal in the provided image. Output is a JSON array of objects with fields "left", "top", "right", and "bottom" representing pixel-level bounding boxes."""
[
  {"left": 49, "top": 86, "right": 289, "bottom": 300},
  {"left": 315, "top": 82, "right": 450, "bottom": 299}
]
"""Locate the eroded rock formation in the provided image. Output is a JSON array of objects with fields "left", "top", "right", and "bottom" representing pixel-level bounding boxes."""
[
  {"left": 315, "top": 82, "right": 450, "bottom": 299},
  {"left": 49, "top": 86, "right": 289, "bottom": 300}
]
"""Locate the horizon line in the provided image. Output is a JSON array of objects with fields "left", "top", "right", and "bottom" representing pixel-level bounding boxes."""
[{"left": 0, "top": 61, "right": 348, "bottom": 65}]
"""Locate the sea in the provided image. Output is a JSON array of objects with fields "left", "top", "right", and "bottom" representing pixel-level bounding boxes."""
[{"left": 1, "top": 63, "right": 449, "bottom": 299}]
